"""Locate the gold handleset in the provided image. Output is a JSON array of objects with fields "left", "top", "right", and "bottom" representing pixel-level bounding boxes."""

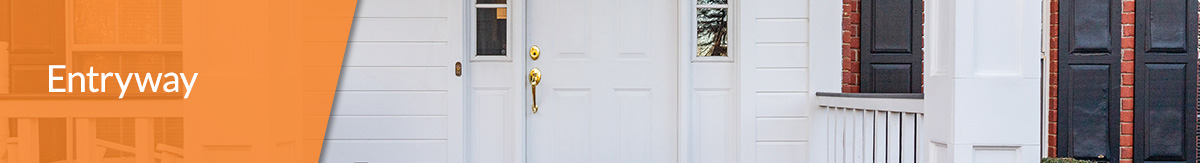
[
  {"left": 529, "top": 67, "right": 541, "bottom": 113},
  {"left": 529, "top": 45, "right": 541, "bottom": 114},
  {"left": 529, "top": 45, "right": 540, "bottom": 60}
]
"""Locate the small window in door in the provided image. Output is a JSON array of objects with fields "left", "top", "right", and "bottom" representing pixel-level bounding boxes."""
[
  {"left": 697, "top": 0, "right": 728, "bottom": 57},
  {"left": 475, "top": 0, "right": 508, "bottom": 56}
]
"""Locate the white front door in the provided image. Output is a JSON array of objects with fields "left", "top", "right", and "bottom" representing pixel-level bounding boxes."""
[{"left": 524, "top": 0, "right": 679, "bottom": 162}]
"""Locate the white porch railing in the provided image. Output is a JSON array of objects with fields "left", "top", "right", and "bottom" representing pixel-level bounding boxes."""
[
  {"left": 816, "top": 93, "right": 925, "bottom": 163},
  {"left": 0, "top": 118, "right": 184, "bottom": 163}
]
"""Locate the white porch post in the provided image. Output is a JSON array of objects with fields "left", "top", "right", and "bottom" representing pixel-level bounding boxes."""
[
  {"left": 924, "top": 0, "right": 1044, "bottom": 162},
  {"left": 0, "top": 117, "right": 6, "bottom": 162},
  {"left": 16, "top": 118, "right": 37, "bottom": 163},
  {"left": 74, "top": 118, "right": 95, "bottom": 163},
  {"left": 134, "top": 118, "right": 153, "bottom": 163}
]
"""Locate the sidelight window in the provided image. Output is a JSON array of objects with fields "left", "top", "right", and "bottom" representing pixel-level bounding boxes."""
[
  {"left": 474, "top": 0, "right": 508, "bottom": 56},
  {"left": 696, "top": 0, "right": 728, "bottom": 57}
]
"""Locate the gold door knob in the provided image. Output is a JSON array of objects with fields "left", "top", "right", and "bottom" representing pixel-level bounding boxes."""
[
  {"left": 529, "top": 68, "right": 541, "bottom": 113},
  {"left": 529, "top": 45, "right": 540, "bottom": 60}
]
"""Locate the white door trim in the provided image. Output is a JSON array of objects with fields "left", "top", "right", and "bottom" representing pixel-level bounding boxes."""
[
  {"left": 510, "top": 0, "right": 527, "bottom": 162},
  {"left": 676, "top": 0, "right": 693, "bottom": 162}
]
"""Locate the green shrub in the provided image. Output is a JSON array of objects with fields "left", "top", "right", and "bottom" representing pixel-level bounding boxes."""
[{"left": 1041, "top": 158, "right": 1095, "bottom": 163}]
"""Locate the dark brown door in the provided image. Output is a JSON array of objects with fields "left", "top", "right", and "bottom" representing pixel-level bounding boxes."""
[
  {"left": 1133, "top": 0, "right": 1199, "bottom": 163},
  {"left": 1057, "top": 0, "right": 1122, "bottom": 162},
  {"left": 859, "top": 0, "right": 921, "bottom": 93}
]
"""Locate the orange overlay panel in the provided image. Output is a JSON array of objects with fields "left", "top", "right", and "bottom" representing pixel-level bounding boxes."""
[{"left": 0, "top": 0, "right": 356, "bottom": 162}]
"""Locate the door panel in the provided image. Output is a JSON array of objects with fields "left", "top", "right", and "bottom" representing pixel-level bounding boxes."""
[
  {"left": 525, "top": 0, "right": 678, "bottom": 162},
  {"left": 1057, "top": 0, "right": 1121, "bottom": 162},
  {"left": 1134, "top": 0, "right": 1198, "bottom": 162},
  {"left": 860, "top": 0, "right": 921, "bottom": 93}
]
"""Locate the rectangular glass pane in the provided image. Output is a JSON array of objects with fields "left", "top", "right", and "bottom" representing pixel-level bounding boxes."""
[
  {"left": 697, "top": 8, "right": 727, "bottom": 57},
  {"left": 476, "top": 8, "right": 507, "bottom": 55},
  {"left": 698, "top": 0, "right": 727, "bottom": 5}
]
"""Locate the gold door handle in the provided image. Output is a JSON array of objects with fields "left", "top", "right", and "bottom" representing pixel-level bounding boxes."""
[{"left": 529, "top": 68, "right": 541, "bottom": 113}]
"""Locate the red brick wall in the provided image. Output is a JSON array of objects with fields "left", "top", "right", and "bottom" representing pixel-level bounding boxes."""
[
  {"left": 842, "top": 0, "right": 861, "bottom": 93},
  {"left": 1047, "top": 1, "right": 1137, "bottom": 162},
  {"left": 1048, "top": 0, "right": 1058, "bottom": 155},
  {"left": 1119, "top": 1, "right": 1135, "bottom": 162}
]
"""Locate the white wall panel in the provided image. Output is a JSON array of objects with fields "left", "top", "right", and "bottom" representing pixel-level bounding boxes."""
[
  {"left": 343, "top": 43, "right": 453, "bottom": 67},
  {"left": 755, "top": 93, "right": 810, "bottom": 116},
  {"left": 737, "top": 0, "right": 825, "bottom": 162},
  {"left": 754, "top": 19, "right": 810, "bottom": 43},
  {"left": 756, "top": 118, "right": 809, "bottom": 141},
  {"left": 354, "top": 0, "right": 448, "bottom": 18},
  {"left": 756, "top": 142, "right": 808, "bottom": 162},
  {"left": 337, "top": 67, "right": 450, "bottom": 90},
  {"left": 326, "top": 0, "right": 463, "bottom": 162},
  {"left": 347, "top": 18, "right": 452, "bottom": 42},
  {"left": 324, "top": 116, "right": 448, "bottom": 139},
  {"left": 320, "top": 140, "right": 449, "bottom": 163},
  {"left": 754, "top": 0, "right": 809, "bottom": 18},
  {"left": 754, "top": 43, "right": 810, "bottom": 68},
  {"left": 753, "top": 69, "right": 809, "bottom": 92},
  {"left": 330, "top": 92, "right": 449, "bottom": 115}
]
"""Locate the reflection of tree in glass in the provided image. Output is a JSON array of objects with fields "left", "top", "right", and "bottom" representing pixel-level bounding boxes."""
[{"left": 697, "top": 0, "right": 727, "bottom": 57}]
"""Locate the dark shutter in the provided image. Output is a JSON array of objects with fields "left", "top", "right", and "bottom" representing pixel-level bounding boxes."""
[
  {"left": 1134, "top": 0, "right": 1199, "bottom": 163},
  {"left": 859, "top": 0, "right": 921, "bottom": 93},
  {"left": 1057, "top": 0, "right": 1122, "bottom": 162}
]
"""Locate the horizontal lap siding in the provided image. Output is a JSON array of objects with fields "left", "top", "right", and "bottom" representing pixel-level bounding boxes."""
[
  {"left": 743, "top": 0, "right": 813, "bottom": 162},
  {"left": 320, "top": 0, "right": 462, "bottom": 163}
]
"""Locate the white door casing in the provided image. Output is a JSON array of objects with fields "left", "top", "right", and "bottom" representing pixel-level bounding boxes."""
[{"left": 523, "top": 0, "right": 680, "bottom": 162}]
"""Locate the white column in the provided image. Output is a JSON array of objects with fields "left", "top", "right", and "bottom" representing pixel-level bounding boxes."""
[{"left": 925, "top": 0, "right": 1044, "bottom": 162}]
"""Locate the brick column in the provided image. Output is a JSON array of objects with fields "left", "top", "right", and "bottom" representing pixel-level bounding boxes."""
[
  {"left": 1118, "top": 1, "right": 1135, "bottom": 163},
  {"left": 1048, "top": 0, "right": 1059, "bottom": 157},
  {"left": 842, "top": 0, "right": 861, "bottom": 93}
]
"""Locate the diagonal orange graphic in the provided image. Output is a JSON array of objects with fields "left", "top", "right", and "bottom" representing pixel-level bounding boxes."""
[{"left": 0, "top": 0, "right": 356, "bottom": 162}]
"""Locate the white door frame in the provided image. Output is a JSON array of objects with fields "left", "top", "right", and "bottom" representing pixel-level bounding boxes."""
[{"left": 675, "top": 0, "right": 693, "bottom": 161}]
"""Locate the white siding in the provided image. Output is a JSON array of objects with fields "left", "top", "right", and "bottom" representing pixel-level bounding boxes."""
[
  {"left": 744, "top": 0, "right": 816, "bottom": 160},
  {"left": 735, "top": 0, "right": 841, "bottom": 162},
  {"left": 321, "top": 0, "right": 464, "bottom": 163}
]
